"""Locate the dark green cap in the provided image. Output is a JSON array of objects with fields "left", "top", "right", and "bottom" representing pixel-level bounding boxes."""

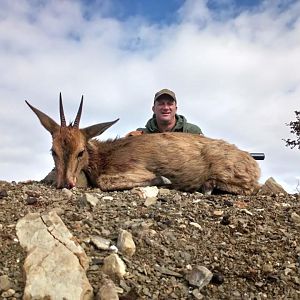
[{"left": 154, "top": 89, "right": 177, "bottom": 103}]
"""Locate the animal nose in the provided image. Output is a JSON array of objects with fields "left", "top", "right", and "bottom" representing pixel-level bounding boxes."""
[{"left": 65, "top": 181, "right": 75, "bottom": 189}]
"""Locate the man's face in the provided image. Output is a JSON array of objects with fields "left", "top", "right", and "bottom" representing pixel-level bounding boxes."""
[{"left": 152, "top": 96, "right": 177, "bottom": 124}]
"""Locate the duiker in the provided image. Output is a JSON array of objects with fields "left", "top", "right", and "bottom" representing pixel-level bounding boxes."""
[{"left": 26, "top": 95, "right": 261, "bottom": 195}]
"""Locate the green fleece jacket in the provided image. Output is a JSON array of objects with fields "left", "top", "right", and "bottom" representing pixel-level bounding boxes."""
[{"left": 137, "top": 114, "right": 203, "bottom": 134}]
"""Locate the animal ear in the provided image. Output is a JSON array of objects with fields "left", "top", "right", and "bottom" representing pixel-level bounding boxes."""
[
  {"left": 25, "top": 100, "right": 60, "bottom": 135},
  {"left": 82, "top": 119, "right": 119, "bottom": 140}
]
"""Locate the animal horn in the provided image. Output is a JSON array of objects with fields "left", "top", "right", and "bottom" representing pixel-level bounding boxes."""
[
  {"left": 59, "top": 93, "right": 66, "bottom": 127},
  {"left": 73, "top": 95, "right": 83, "bottom": 128}
]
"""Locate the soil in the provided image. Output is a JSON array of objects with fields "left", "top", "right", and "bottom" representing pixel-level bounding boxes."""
[{"left": 1, "top": 180, "right": 300, "bottom": 299}]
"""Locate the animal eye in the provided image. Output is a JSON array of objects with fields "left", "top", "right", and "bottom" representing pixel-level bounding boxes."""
[
  {"left": 77, "top": 150, "right": 85, "bottom": 159},
  {"left": 51, "top": 149, "right": 57, "bottom": 157}
]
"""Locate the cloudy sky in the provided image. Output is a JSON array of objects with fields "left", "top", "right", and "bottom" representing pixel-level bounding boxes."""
[{"left": 0, "top": 0, "right": 299, "bottom": 193}]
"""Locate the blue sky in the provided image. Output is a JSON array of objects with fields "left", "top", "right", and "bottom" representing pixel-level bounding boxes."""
[
  {"left": 0, "top": 0, "right": 299, "bottom": 193},
  {"left": 81, "top": 0, "right": 185, "bottom": 24},
  {"left": 80, "top": 0, "right": 293, "bottom": 23}
]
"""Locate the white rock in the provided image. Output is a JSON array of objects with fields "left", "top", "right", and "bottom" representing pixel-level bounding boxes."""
[
  {"left": 213, "top": 210, "right": 224, "bottom": 217},
  {"left": 62, "top": 188, "right": 73, "bottom": 199},
  {"left": 240, "top": 209, "right": 253, "bottom": 216},
  {"left": 144, "top": 197, "right": 157, "bottom": 207},
  {"left": 158, "top": 188, "right": 171, "bottom": 196},
  {"left": 109, "top": 245, "right": 119, "bottom": 253},
  {"left": 1, "top": 289, "right": 15, "bottom": 298},
  {"left": 91, "top": 236, "right": 111, "bottom": 250},
  {"left": 102, "top": 254, "right": 126, "bottom": 278},
  {"left": 291, "top": 212, "right": 300, "bottom": 224},
  {"left": 190, "top": 222, "right": 202, "bottom": 230},
  {"left": 0, "top": 275, "right": 12, "bottom": 291},
  {"left": 83, "top": 193, "right": 99, "bottom": 207},
  {"left": 16, "top": 211, "right": 93, "bottom": 300},
  {"left": 117, "top": 230, "right": 136, "bottom": 257},
  {"left": 102, "top": 196, "right": 114, "bottom": 201},
  {"left": 186, "top": 266, "right": 213, "bottom": 290},
  {"left": 97, "top": 277, "right": 119, "bottom": 300},
  {"left": 133, "top": 186, "right": 159, "bottom": 199}
]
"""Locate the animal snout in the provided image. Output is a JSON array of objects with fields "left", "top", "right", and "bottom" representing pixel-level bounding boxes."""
[
  {"left": 65, "top": 181, "right": 76, "bottom": 189},
  {"left": 56, "top": 181, "right": 76, "bottom": 189}
]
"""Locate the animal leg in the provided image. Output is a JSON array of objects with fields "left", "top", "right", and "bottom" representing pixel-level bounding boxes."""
[
  {"left": 214, "top": 181, "right": 259, "bottom": 195},
  {"left": 201, "top": 179, "right": 217, "bottom": 195},
  {"left": 97, "top": 170, "right": 169, "bottom": 191}
]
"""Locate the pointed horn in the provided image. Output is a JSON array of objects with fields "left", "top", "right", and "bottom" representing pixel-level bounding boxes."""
[
  {"left": 59, "top": 93, "right": 66, "bottom": 127},
  {"left": 73, "top": 95, "right": 83, "bottom": 128}
]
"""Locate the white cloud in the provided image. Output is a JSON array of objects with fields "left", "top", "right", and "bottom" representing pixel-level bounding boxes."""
[{"left": 0, "top": 0, "right": 299, "bottom": 193}]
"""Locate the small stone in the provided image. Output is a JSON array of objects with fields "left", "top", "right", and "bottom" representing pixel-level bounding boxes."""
[
  {"left": 1, "top": 288, "right": 15, "bottom": 297},
  {"left": 220, "top": 215, "right": 230, "bottom": 225},
  {"left": 173, "top": 194, "right": 181, "bottom": 201},
  {"left": 190, "top": 222, "right": 202, "bottom": 230},
  {"left": 133, "top": 186, "right": 159, "bottom": 199},
  {"left": 89, "top": 265, "right": 99, "bottom": 271},
  {"left": 284, "top": 268, "right": 293, "bottom": 276},
  {"left": 109, "top": 245, "right": 119, "bottom": 253},
  {"left": 241, "top": 209, "right": 253, "bottom": 216},
  {"left": 144, "top": 197, "right": 157, "bottom": 207},
  {"left": 211, "top": 273, "right": 224, "bottom": 285},
  {"left": 96, "top": 277, "right": 119, "bottom": 300},
  {"left": 192, "top": 289, "right": 204, "bottom": 299},
  {"left": 224, "top": 200, "right": 233, "bottom": 206},
  {"left": 159, "top": 188, "right": 171, "bottom": 196},
  {"left": 293, "top": 276, "right": 300, "bottom": 285},
  {"left": 26, "top": 196, "right": 38, "bottom": 205},
  {"left": 101, "top": 228, "right": 111, "bottom": 237},
  {"left": 213, "top": 210, "right": 224, "bottom": 217},
  {"left": 102, "top": 196, "right": 114, "bottom": 201},
  {"left": 91, "top": 236, "right": 111, "bottom": 250},
  {"left": 102, "top": 253, "right": 126, "bottom": 278},
  {"left": 192, "top": 199, "right": 201, "bottom": 204},
  {"left": 262, "top": 264, "right": 274, "bottom": 273},
  {"left": 117, "top": 230, "right": 136, "bottom": 257},
  {"left": 0, "top": 274, "right": 12, "bottom": 291},
  {"left": 62, "top": 188, "right": 73, "bottom": 199},
  {"left": 232, "top": 291, "right": 241, "bottom": 297},
  {"left": 258, "top": 177, "right": 287, "bottom": 195},
  {"left": 0, "top": 190, "right": 8, "bottom": 199},
  {"left": 185, "top": 266, "right": 213, "bottom": 289},
  {"left": 81, "top": 193, "right": 99, "bottom": 207},
  {"left": 291, "top": 212, "right": 300, "bottom": 224}
]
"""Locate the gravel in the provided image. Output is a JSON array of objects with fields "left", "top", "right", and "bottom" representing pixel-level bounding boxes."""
[{"left": 1, "top": 180, "right": 300, "bottom": 299}]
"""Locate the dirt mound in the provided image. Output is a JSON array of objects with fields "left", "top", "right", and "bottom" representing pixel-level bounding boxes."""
[{"left": 0, "top": 181, "right": 300, "bottom": 299}]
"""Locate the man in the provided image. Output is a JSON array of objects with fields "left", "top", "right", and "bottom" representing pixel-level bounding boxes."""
[{"left": 127, "top": 88, "right": 203, "bottom": 136}]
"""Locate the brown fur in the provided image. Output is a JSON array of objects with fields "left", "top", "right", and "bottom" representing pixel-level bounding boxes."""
[
  {"left": 85, "top": 133, "right": 261, "bottom": 195},
  {"left": 26, "top": 98, "right": 261, "bottom": 195}
]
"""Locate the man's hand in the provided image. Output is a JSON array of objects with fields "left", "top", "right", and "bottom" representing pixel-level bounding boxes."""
[{"left": 125, "top": 130, "right": 144, "bottom": 137}]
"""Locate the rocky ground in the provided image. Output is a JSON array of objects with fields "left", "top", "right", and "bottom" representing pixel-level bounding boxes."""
[{"left": 1, "top": 180, "right": 300, "bottom": 299}]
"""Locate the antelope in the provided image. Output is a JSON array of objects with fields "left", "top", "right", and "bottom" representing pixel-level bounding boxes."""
[{"left": 26, "top": 94, "right": 261, "bottom": 195}]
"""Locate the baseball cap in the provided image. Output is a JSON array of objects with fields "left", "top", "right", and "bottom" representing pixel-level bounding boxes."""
[{"left": 154, "top": 89, "right": 177, "bottom": 103}]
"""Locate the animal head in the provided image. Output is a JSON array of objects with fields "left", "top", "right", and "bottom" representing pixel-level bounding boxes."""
[{"left": 26, "top": 93, "right": 118, "bottom": 189}]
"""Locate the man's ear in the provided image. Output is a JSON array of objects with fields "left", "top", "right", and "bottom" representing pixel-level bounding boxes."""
[{"left": 152, "top": 105, "right": 155, "bottom": 113}]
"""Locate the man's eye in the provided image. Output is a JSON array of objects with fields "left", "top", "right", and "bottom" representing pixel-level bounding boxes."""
[{"left": 78, "top": 150, "right": 84, "bottom": 159}]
